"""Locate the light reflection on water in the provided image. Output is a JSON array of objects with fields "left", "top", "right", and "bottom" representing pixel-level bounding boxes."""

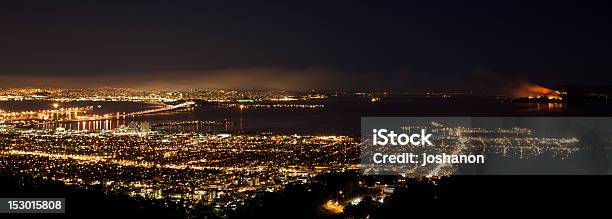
[
  {"left": 526, "top": 103, "right": 566, "bottom": 112},
  {"left": 39, "top": 119, "right": 125, "bottom": 131},
  {"left": 39, "top": 119, "right": 236, "bottom": 133}
]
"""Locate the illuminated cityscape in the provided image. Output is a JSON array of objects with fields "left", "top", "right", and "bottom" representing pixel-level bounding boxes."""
[
  {"left": 0, "top": 87, "right": 601, "bottom": 217},
  {"left": 0, "top": 131, "right": 359, "bottom": 208}
]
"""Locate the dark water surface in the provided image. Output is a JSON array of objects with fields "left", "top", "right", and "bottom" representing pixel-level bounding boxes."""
[{"left": 3, "top": 97, "right": 612, "bottom": 135}]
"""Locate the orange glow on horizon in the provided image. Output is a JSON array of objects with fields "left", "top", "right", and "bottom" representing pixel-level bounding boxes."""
[{"left": 515, "top": 83, "right": 563, "bottom": 100}]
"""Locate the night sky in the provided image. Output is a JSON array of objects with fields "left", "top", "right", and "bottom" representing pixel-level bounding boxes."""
[{"left": 1, "top": 0, "right": 611, "bottom": 90}]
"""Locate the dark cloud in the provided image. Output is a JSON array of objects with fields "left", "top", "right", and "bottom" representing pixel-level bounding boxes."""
[
  {"left": 0, "top": 67, "right": 465, "bottom": 91},
  {"left": 0, "top": 67, "right": 339, "bottom": 90},
  {"left": 1, "top": 1, "right": 611, "bottom": 89}
]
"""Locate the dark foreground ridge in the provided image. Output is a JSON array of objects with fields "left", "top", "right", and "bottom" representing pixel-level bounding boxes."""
[
  {"left": 3, "top": 171, "right": 612, "bottom": 219},
  {"left": 0, "top": 172, "right": 186, "bottom": 219}
]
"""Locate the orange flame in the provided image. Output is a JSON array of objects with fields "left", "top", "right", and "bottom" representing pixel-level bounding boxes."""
[{"left": 513, "top": 82, "right": 563, "bottom": 100}]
